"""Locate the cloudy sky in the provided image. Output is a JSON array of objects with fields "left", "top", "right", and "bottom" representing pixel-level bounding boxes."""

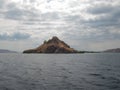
[{"left": 0, "top": 0, "right": 120, "bottom": 52}]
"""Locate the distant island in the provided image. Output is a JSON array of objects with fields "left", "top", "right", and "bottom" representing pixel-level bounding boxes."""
[
  {"left": 103, "top": 48, "right": 120, "bottom": 53},
  {"left": 23, "top": 36, "right": 78, "bottom": 53},
  {"left": 0, "top": 49, "right": 17, "bottom": 53}
]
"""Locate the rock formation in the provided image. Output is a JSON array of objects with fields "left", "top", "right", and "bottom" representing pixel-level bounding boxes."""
[{"left": 23, "top": 36, "right": 78, "bottom": 53}]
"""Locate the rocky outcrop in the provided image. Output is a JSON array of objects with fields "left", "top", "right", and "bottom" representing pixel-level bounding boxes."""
[{"left": 23, "top": 36, "right": 78, "bottom": 53}]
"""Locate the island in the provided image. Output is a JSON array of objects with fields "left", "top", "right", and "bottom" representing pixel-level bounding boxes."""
[
  {"left": 23, "top": 36, "right": 78, "bottom": 53},
  {"left": 103, "top": 48, "right": 120, "bottom": 53},
  {"left": 0, "top": 49, "right": 17, "bottom": 53}
]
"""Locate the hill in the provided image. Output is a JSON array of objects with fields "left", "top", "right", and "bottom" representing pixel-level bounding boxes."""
[
  {"left": 23, "top": 36, "right": 78, "bottom": 53},
  {"left": 0, "top": 49, "right": 17, "bottom": 53},
  {"left": 104, "top": 48, "right": 120, "bottom": 53}
]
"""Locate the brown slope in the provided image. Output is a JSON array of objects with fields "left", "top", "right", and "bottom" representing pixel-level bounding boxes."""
[{"left": 23, "top": 36, "right": 77, "bottom": 53}]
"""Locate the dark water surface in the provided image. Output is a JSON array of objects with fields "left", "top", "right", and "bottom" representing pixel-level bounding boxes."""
[{"left": 0, "top": 53, "right": 120, "bottom": 90}]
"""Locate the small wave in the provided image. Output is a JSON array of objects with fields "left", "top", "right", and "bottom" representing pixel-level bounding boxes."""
[
  {"left": 107, "top": 77, "right": 120, "bottom": 84},
  {"left": 89, "top": 73, "right": 105, "bottom": 79}
]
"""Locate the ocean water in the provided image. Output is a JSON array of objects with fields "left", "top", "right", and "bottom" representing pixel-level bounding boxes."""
[{"left": 0, "top": 53, "right": 120, "bottom": 90}]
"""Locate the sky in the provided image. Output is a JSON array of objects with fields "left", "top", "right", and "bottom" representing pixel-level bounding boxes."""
[{"left": 0, "top": 0, "right": 120, "bottom": 52}]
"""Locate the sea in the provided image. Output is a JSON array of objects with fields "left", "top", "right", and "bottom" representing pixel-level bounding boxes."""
[{"left": 0, "top": 53, "right": 120, "bottom": 90}]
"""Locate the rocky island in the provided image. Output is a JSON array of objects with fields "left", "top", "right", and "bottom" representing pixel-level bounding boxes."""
[{"left": 23, "top": 36, "right": 78, "bottom": 53}]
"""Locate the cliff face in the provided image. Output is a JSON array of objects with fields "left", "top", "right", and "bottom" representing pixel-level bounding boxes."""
[{"left": 23, "top": 36, "right": 77, "bottom": 53}]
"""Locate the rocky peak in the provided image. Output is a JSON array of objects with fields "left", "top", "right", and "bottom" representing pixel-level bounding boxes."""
[
  {"left": 23, "top": 36, "right": 77, "bottom": 53},
  {"left": 52, "top": 36, "right": 59, "bottom": 40},
  {"left": 47, "top": 36, "right": 60, "bottom": 44}
]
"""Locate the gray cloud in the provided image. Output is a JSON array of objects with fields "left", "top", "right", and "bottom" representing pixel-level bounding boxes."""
[
  {"left": 0, "top": 0, "right": 4, "bottom": 8},
  {"left": 87, "top": 4, "right": 114, "bottom": 15},
  {"left": 0, "top": 32, "right": 31, "bottom": 40},
  {"left": 0, "top": 1, "right": 39, "bottom": 20},
  {"left": 85, "top": 4, "right": 120, "bottom": 28}
]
